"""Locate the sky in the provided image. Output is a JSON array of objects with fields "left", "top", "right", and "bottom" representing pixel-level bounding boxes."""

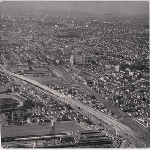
[{"left": 1, "top": 1, "right": 149, "bottom": 16}]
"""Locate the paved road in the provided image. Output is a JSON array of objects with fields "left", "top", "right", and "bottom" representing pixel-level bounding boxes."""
[
  {"left": 78, "top": 84, "right": 149, "bottom": 144},
  {"left": 52, "top": 65, "right": 149, "bottom": 147},
  {"left": 1, "top": 64, "right": 149, "bottom": 147},
  {"left": 1, "top": 65, "right": 68, "bottom": 99},
  {"left": 1, "top": 65, "right": 132, "bottom": 133},
  {"left": 79, "top": 84, "right": 126, "bottom": 117},
  {"left": 66, "top": 98, "right": 132, "bottom": 133}
]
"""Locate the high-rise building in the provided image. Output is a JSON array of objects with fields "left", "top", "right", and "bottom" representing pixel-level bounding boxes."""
[{"left": 70, "top": 53, "right": 92, "bottom": 65}]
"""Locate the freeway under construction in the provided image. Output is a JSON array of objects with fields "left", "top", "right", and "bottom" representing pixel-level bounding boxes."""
[{"left": 0, "top": 64, "right": 149, "bottom": 147}]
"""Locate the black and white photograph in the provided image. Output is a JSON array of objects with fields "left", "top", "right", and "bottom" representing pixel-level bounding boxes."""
[{"left": 0, "top": 1, "right": 149, "bottom": 148}]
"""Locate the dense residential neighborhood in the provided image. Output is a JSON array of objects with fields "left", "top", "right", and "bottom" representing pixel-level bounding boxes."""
[{"left": 0, "top": 1, "right": 149, "bottom": 149}]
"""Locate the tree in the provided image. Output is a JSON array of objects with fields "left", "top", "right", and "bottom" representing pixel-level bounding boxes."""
[
  {"left": 59, "top": 60, "right": 64, "bottom": 65},
  {"left": 23, "top": 100, "right": 33, "bottom": 109},
  {"left": 91, "top": 95, "right": 96, "bottom": 99},
  {"left": 23, "top": 113, "right": 28, "bottom": 120},
  {"left": 7, "top": 114, "right": 12, "bottom": 120},
  {"left": 91, "top": 60, "right": 97, "bottom": 65}
]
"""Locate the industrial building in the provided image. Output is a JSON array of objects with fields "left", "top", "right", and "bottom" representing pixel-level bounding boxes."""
[
  {"left": 1, "top": 98, "right": 20, "bottom": 112},
  {"left": 70, "top": 54, "right": 92, "bottom": 65}
]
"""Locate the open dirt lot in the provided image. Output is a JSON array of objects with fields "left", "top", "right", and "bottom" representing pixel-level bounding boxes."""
[
  {"left": 25, "top": 75, "right": 70, "bottom": 86},
  {"left": 1, "top": 121, "right": 84, "bottom": 138}
]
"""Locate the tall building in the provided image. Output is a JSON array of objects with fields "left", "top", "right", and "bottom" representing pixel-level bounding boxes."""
[
  {"left": 115, "top": 65, "right": 119, "bottom": 72},
  {"left": 70, "top": 53, "right": 92, "bottom": 65}
]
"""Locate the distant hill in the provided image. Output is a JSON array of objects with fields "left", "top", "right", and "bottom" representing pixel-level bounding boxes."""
[
  {"left": 102, "top": 13, "right": 114, "bottom": 17},
  {"left": 134, "top": 14, "right": 149, "bottom": 19}
]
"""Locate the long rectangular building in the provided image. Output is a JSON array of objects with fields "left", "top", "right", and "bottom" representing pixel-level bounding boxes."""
[{"left": 70, "top": 54, "right": 92, "bottom": 65}]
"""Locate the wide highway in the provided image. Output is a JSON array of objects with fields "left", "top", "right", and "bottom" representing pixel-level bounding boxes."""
[
  {"left": 52, "top": 65, "right": 150, "bottom": 147},
  {"left": 1, "top": 65, "right": 148, "bottom": 147},
  {"left": 1, "top": 65, "right": 132, "bottom": 132}
]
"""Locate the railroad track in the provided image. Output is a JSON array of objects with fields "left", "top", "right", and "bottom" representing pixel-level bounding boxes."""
[
  {"left": 122, "top": 118, "right": 149, "bottom": 147},
  {"left": 113, "top": 140, "right": 122, "bottom": 148}
]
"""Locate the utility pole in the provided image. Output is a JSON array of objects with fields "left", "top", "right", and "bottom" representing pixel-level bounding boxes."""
[
  {"left": 51, "top": 119, "right": 55, "bottom": 146},
  {"left": 116, "top": 124, "right": 118, "bottom": 143},
  {"left": 33, "top": 141, "right": 36, "bottom": 148},
  {"left": 12, "top": 112, "right": 13, "bottom": 122},
  {"left": 147, "top": 119, "right": 149, "bottom": 128},
  {"left": 72, "top": 87, "right": 73, "bottom": 99}
]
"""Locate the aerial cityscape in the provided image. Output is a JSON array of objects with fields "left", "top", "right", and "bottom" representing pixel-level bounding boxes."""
[{"left": 0, "top": 1, "right": 149, "bottom": 148}]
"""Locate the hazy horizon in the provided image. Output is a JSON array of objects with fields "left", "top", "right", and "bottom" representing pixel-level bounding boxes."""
[{"left": 1, "top": 1, "right": 149, "bottom": 17}]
